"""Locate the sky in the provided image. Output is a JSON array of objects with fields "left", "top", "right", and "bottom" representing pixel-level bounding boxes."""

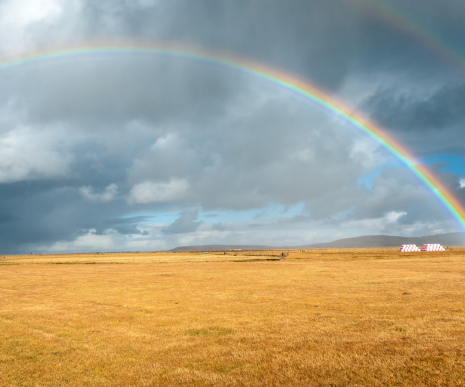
[{"left": 0, "top": 0, "right": 464, "bottom": 253}]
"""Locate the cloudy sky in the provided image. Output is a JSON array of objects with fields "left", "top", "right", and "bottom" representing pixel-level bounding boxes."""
[{"left": 0, "top": 0, "right": 464, "bottom": 253}]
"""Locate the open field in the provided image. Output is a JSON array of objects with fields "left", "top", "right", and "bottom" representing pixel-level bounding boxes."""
[{"left": 1, "top": 248, "right": 465, "bottom": 386}]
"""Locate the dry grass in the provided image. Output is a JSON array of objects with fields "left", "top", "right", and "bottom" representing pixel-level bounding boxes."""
[{"left": 1, "top": 248, "right": 465, "bottom": 386}]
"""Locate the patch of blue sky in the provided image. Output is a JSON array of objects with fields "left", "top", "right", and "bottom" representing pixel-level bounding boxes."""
[
  {"left": 121, "top": 202, "right": 307, "bottom": 228},
  {"left": 119, "top": 211, "right": 173, "bottom": 224},
  {"left": 200, "top": 209, "right": 259, "bottom": 223},
  {"left": 331, "top": 206, "right": 355, "bottom": 221},
  {"left": 357, "top": 156, "right": 417, "bottom": 190},
  {"left": 357, "top": 155, "right": 465, "bottom": 191},
  {"left": 357, "top": 164, "right": 389, "bottom": 190},
  {"left": 357, "top": 171, "right": 379, "bottom": 190},
  {"left": 422, "top": 154, "right": 465, "bottom": 177}
]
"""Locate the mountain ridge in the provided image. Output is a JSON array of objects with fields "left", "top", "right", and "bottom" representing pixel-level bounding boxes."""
[{"left": 169, "top": 232, "right": 465, "bottom": 251}]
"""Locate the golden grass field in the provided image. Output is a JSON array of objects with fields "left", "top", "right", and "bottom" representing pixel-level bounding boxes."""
[{"left": 1, "top": 248, "right": 465, "bottom": 386}]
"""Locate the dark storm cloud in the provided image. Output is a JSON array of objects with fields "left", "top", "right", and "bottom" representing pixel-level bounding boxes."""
[
  {"left": 2, "top": 59, "right": 241, "bottom": 127},
  {"left": 76, "top": 0, "right": 360, "bottom": 89},
  {"left": 0, "top": 181, "right": 131, "bottom": 252},
  {"left": 73, "top": 0, "right": 465, "bottom": 87},
  {"left": 363, "top": 82, "right": 465, "bottom": 155},
  {"left": 0, "top": 0, "right": 463, "bottom": 252}
]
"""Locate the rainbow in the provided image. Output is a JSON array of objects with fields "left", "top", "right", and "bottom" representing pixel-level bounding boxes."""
[
  {"left": 361, "top": 0, "right": 465, "bottom": 75},
  {"left": 1, "top": 42, "right": 464, "bottom": 230}
]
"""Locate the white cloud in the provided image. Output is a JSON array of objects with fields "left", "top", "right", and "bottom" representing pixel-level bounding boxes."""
[
  {"left": 0, "top": 0, "right": 87, "bottom": 58},
  {"left": 0, "top": 127, "right": 73, "bottom": 183},
  {"left": 385, "top": 211, "right": 407, "bottom": 224},
  {"left": 79, "top": 183, "right": 119, "bottom": 203},
  {"left": 151, "top": 133, "right": 178, "bottom": 151},
  {"left": 350, "top": 137, "right": 387, "bottom": 170},
  {"left": 460, "top": 179, "right": 465, "bottom": 188},
  {"left": 127, "top": 179, "right": 189, "bottom": 204},
  {"left": 340, "top": 211, "right": 407, "bottom": 233},
  {"left": 6, "top": 0, "right": 62, "bottom": 25},
  {"left": 47, "top": 229, "right": 117, "bottom": 252},
  {"left": 0, "top": 0, "right": 63, "bottom": 53}
]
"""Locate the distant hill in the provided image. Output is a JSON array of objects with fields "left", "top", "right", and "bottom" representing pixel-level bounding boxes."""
[
  {"left": 297, "top": 232, "right": 465, "bottom": 249},
  {"left": 170, "top": 232, "right": 465, "bottom": 251},
  {"left": 170, "top": 244, "right": 274, "bottom": 252}
]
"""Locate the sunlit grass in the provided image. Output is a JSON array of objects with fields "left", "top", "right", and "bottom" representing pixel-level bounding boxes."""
[{"left": 1, "top": 248, "right": 465, "bottom": 386}]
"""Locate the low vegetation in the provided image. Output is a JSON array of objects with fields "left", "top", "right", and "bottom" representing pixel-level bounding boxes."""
[{"left": 1, "top": 248, "right": 465, "bottom": 386}]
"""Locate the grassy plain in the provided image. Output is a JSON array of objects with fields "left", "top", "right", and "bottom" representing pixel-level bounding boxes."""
[{"left": 1, "top": 248, "right": 465, "bottom": 386}]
